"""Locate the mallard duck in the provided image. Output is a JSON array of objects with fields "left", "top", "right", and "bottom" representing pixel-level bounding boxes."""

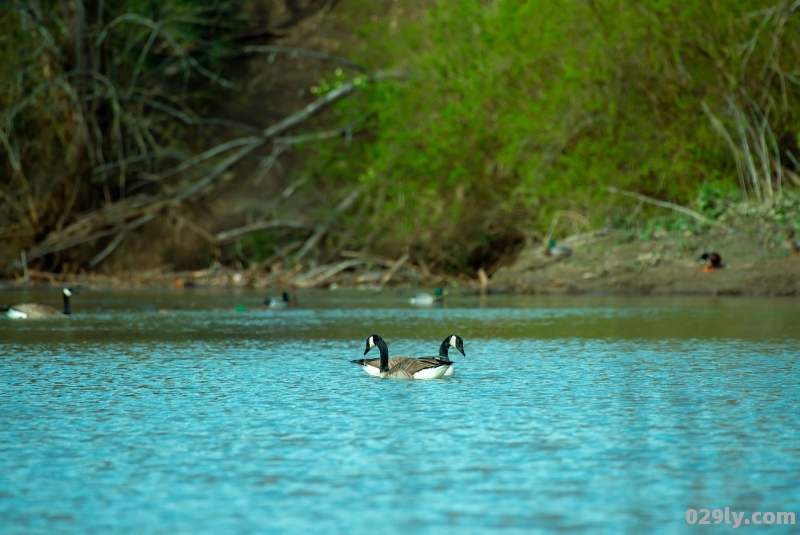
[
  {"left": 409, "top": 287, "right": 443, "bottom": 306},
  {"left": 352, "top": 334, "right": 466, "bottom": 378},
  {"left": 788, "top": 229, "right": 799, "bottom": 257},
  {"left": 350, "top": 334, "right": 450, "bottom": 380},
  {"left": 544, "top": 238, "right": 573, "bottom": 257},
  {"left": 264, "top": 292, "right": 291, "bottom": 309},
  {"left": 2, "top": 288, "right": 75, "bottom": 319},
  {"left": 697, "top": 252, "right": 724, "bottom": 272}
]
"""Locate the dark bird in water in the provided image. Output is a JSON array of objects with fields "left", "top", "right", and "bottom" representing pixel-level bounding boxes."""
[
  {"left": 697, "top": 252, "right": 724, "bottom": 272},
  {"left": 265, "top": 292, "right": 291, "bottom": 309}
]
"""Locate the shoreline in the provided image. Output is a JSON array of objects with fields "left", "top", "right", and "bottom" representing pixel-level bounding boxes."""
[{"left": 2, "top": 230, "right": 799, "bottom": 298}]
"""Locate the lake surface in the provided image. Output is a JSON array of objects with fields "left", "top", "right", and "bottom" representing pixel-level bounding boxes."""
[{"left": 1, "top": 289, "right": 799, "bottom": 534}]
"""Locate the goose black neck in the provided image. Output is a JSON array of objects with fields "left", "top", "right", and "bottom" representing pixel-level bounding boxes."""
[
  {"left": 437, "top": 338, "right": 452, "bottom": 363},
  {"left": 377, "top": 338, "right": 390, "bottom": 373},
  {"left": 63, "top": 293, "right": 71, "bottom": 315}
]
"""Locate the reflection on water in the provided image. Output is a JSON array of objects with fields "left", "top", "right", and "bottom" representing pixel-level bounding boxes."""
[{"left": 1, "top": 291, "right": 799, "bottom": 533}]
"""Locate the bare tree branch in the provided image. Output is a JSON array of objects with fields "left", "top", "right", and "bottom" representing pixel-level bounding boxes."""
[
  {"left": 608, "top": 187, "right": 731, "bottom": 231},
  {"left": 215, "top": 220, "right": 316, "bottom": 243},
  {"left": 242, "top": 45, "right": 370, "bottom": 73},
  {"left": 295, "top": 187, "right": 362, "bottom": 262}
]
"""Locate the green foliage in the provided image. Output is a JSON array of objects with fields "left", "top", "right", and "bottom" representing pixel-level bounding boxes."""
[
  {"left": 238, "top": 231, "right": 277, "bottom": 262},
  {"left": 313, "top": 0, "right": 800, "bottom": 269}
]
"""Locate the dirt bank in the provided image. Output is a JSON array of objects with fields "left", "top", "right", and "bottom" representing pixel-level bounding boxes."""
[
  {"left": 3, "top": 225, "right": 799, "bottom": 297},
  {"left": 490, "top": 227, "right": 800, "bottom": 297}
]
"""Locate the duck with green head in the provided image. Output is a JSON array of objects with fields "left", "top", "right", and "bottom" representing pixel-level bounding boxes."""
[
  {"left": 409, "top": 286, "right": 443, "bottom": 306},
  {"left": 544, "top": 239, "right": 573, "bottom": 257}
]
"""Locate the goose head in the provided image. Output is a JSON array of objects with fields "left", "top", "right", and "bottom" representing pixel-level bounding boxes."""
[
  {"left": 364, "top": 334, "right": 385, "bottom": 355},
  {"left": 445, "top": 334, "right": 465, "bottom": 357}
]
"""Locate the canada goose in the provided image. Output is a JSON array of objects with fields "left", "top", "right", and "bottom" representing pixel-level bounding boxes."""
[
  {"left": 697, "top": 252, "right": 724, "bottom": 272},
  {"left": 788, "top": 229, "right": 799, "bottom": 257},
  {"left": 409, "top": 287, "right": 443, "bottom": 306},
  {"left": 544, "top": 238, "right": 573, "bottom": 257},
  {"left": 350, "top": 334, "right": 450, "bottom": 380},
  {"left": 2, "top": 288, "right": 75, "bottom": 319},
  {"left": 264, "top": 292, "right": 290, "bottom": 309},
  {"left": 352, "top": 334, "right": 466, "bottom": 378},
  {"left": 435, "top": 334, "right": 466, "bottom": 376}
]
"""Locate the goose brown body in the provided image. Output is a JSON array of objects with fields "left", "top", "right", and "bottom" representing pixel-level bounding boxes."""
[
  {"left": 3, "top": 303, "right": 65, "bottom": 319},
  {"left": 351, "top": 335, "right": 450, "bottom": 380},
  {"left": 351, "top": 335, "right": 465, "bottom": 378},
  {"left": 3, "top": 288, "right": 74, "bottom": 319}
]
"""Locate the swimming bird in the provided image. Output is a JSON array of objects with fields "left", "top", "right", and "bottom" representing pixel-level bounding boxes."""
[
  {"left": 350, "top": 334, "right": 450, "bottom": 380},
  {"left": 697, "top": 252, "right": 724, "bottom": 272},
  {"left": 788, "top": 229, "right": 799, "bottom": 257},
  {"left": 409, "top": 287, "right": 443, "bottom": 306},
  {"left": 544, "top": 238, "right": 573, "bottom": 257},
  {"left": 433, "top": 334, "right": 466, "bottom": 376},
  {"left": 352, "top": 334, "right": 466, "bottom": 378},
  {"left": 2, "top": 288, "right": 75, "bottom": 319},
  {"left": 264, "top": 292, "right": 291, "bottom": 309}
]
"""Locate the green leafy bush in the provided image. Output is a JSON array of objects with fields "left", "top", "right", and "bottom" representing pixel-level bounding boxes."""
[{"left": 314, "top": 0, "right": 800, "bottom": 270}]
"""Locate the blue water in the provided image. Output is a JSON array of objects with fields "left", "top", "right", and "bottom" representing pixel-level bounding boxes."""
[{"left": 1, "top": 292, "right": 798, "bottom": 533}]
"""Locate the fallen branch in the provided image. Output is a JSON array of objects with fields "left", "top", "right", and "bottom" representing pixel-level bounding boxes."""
[
  {"left": 173, "top": 213, "right": 218, "bottom": 244},
  {"left": 88, "top": 231, "right": 128, "bottom": 268},
  {"left": 215, "top": 220, "right": 316, "bottom": 243},
  {"left": 89, "top": 212, "right": 156, "bottom": 267},
  {"left": 3, "top": 197, "right": 165, "bottom": 273},
  {"left": 295, "top": 188, "right": 362, "bottom": 262},
  {"left": 171, "top": 70, "right": 404, "bottom": 203},
  {"left": 242, "top": 45, "right": 370, "bottom": 73},
  {"left": 376, "top": 253, "right": 410, "bottom": 293},
  {"left": 340, "top": 250, "right": 395, "bottom": 263},
  {"left": 607, "top": 187, "right": 731, "bottom": 231},
  {"left": 291, "top": 258, "right": 383, "bottom": 288}
]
